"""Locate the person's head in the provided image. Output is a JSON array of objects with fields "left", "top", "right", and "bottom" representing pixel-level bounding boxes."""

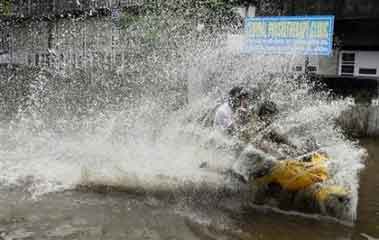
[
  {"left": 228, "top": 86, "right": 249, "bottom": 110},
  {"left": 258, "top": 101, "right": 279, "bottom": 122}
]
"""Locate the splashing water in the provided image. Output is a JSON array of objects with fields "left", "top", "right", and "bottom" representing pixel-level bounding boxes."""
[{"left": 0, "top": 12, "right": 365, "bottom": 222}]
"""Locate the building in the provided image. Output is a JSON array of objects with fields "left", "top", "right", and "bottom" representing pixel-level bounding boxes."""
[
  {"left": 0, "top": 0, "right": 144, "bottom": 18},
  {"left": 253, "top": 0, "right": 379, "bottom": 79},
  {"left": 0, "top": 0, "right": 146, "bottom": 69},
  {"left": 3, "top": 0, "right": 378, "bottom": 83}
]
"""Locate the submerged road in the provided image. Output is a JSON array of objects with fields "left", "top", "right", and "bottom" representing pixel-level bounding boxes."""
[{"left": 0, "top": 139, "right": 377, "bottom": 240}]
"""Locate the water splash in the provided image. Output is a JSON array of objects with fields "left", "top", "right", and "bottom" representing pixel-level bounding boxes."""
[{"left": 0, "top": 10, "right": 365, "bottom": 221}]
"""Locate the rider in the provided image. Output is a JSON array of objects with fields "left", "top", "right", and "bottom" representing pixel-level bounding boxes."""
[{"left": 214, "top": 86, "right": 250, "bottom": 135}]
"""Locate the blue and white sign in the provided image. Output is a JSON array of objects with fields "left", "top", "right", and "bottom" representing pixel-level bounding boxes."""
[{"left": 244, "top": 16, "right": 335, "bottom": 56}]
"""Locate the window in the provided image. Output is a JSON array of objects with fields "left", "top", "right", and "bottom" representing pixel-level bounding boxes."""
[
  {"left": 116, "top": 53, "right": 122, "bottom": 65},
  {"left": 307, "top": 66, "right": 317, "bottom": 73},
  {"left": 0, "top": 31, "right": 10, "bottom": 54},
  {"left": 72, "top": 53, "right": 76, "bottom": 67},
  {"left": 98, "top": 52, "right": 105, "bottom": 64},
  {"left": 341, "top": 65, "right": 354, "bottom": 75},
  {"left": 90, "top": 53, "right": 95, "bottom": 65},
  {"left": 359, "top": 68, "right": 377, "bottom": 75},
  {"left": 27, "top": 55, "right": 32, "bottom": 65},
  {"left": 78, "top": 55, "right": 82, "bottom": 67},
  {"left": 46, "top": 54, "right": 50, "bottom": 66},
  {"left": 340, "top": 52, "right": 356, "bottom": 76},
  {"left": 342, "top": 53, "right": 355, "bottom": 62},
  {"left": 40, "top": 54, "right": 45, "bottom": 66},
  {"left": 35, "top": 54, "right": 39, "bottom": 66}
]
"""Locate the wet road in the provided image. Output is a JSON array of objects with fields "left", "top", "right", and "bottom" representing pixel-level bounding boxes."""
[{"left": 0, "top": 139, "right": 377, "bottom": 240}]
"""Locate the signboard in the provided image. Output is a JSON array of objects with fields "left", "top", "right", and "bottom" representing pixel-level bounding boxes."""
[{"left": 244, "top": 16, "right": 335, "bottom": 56}]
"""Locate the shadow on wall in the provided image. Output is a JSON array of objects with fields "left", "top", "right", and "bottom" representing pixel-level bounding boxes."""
[{"left": 311, "top": 74, "right": 379, "bottom": 103}]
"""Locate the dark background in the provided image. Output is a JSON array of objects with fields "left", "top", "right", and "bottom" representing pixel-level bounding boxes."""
[{"left": 252, "top": 0, "right": 379, "bottom": 50}]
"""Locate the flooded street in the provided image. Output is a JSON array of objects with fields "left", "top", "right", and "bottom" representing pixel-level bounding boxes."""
[
  {"left": 0, "top": 138, "right": 377, "bottom": 240},
  {"left": 0, "top": 185, "right": 246, "bottom": 240},
  {"left": 0, "top": 2, "right": 378, "bottom": 239},
  {"left": 354, "top": 139, "right": 379, "bottom": 239}
]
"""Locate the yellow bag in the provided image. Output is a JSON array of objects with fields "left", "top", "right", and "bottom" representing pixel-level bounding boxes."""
[{"left": 256, "top": 153, "right": 329, "bottom": 191}]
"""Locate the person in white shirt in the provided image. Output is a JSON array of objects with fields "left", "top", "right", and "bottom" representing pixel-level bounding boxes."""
[{"left": 214, "top": 86, "right": 249, "bottom": 134}]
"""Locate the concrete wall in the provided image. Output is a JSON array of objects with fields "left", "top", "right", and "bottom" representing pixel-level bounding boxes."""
[
  {"left": 0, "top": 15, "right": 135, "bottom": 71},
  {"left": 338, "top": 102, "right": 379, "bottom": 137},
  {"left": 0, "top": 0, "right": 150, "bottom": 70},
  {"left": 318, "top": 51, "right": 339, "bottom": 75},
  {"left": 0, "top": 0, "right": 144, "bottom": 18}
]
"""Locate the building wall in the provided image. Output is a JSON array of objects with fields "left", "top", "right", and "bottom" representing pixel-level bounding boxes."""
[
  {"left": 338, "top": 103, "right": 379, "bottom": 137},
  {"left": 358, "top": 52, "right": 379, "bottom": 74},
  {"left": 0, "top": 0, "right": 145, "bottom": 18},
  {"left": 276, "top": 0, "right": 379, "bottom": 19},
  {"left": 253, "top": 0, "right": 379, "bottom": 79},
  {"left": 0, "top": 15, "right": 129, "bottom": 70},
  {"left": 340, "top": 0, "right": 379, "bottom": 19},
  {"left": 318, "top": 51, "right": 339, "bottom": 75},
  {"left": 0, "top": 0, "right": 150, "bottom": 69},
  {"left": 338, "top": 50, "right": 379, "bottom": 78}
]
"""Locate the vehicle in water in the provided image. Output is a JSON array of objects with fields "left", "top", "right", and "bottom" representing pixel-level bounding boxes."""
[{"left": 196, "top": 97, "right": 353, "bottom": 221}]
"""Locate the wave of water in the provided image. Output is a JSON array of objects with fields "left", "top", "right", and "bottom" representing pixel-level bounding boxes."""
[{"left": 0, "top": 30, "right": 366, "bottom": 222}]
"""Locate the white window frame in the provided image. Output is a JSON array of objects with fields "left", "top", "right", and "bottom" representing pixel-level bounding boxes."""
[
  {"left": 339, "top": 50, "right": 379, "bottom": 77},
  {"left": 339, "top": 51, "right": 356, "bottom": 76}
]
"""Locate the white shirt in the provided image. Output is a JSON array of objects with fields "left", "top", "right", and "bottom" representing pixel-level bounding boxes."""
[{"left": 214, "top": 102, "right": 234, "bottom": 130}]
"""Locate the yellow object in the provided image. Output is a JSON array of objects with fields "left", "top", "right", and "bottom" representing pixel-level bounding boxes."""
[
  {"left": 314, "top": 185, "right": 349, "bottom": 203},
  {"left": 256, "top": 153, "right": 329, "bottom": 191}
]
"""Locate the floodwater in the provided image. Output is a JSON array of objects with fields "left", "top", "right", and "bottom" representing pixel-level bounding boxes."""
[
  {"left": 238, "top": 138, "right": 379, "bottom": 240},
  {"left": 0, "top": 138, "right": 377, "bottom": 240}
]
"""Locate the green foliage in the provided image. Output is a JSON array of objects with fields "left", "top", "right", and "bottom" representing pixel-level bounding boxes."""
[
  {"left": 120, "top": 0, "right": 241, "bottom": 34},
  {"left": 119, "top": 12, "right": 141, "bottom": 28},
  {"left": 0, "top": 0, "right": 11, "bottom": 16}
]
